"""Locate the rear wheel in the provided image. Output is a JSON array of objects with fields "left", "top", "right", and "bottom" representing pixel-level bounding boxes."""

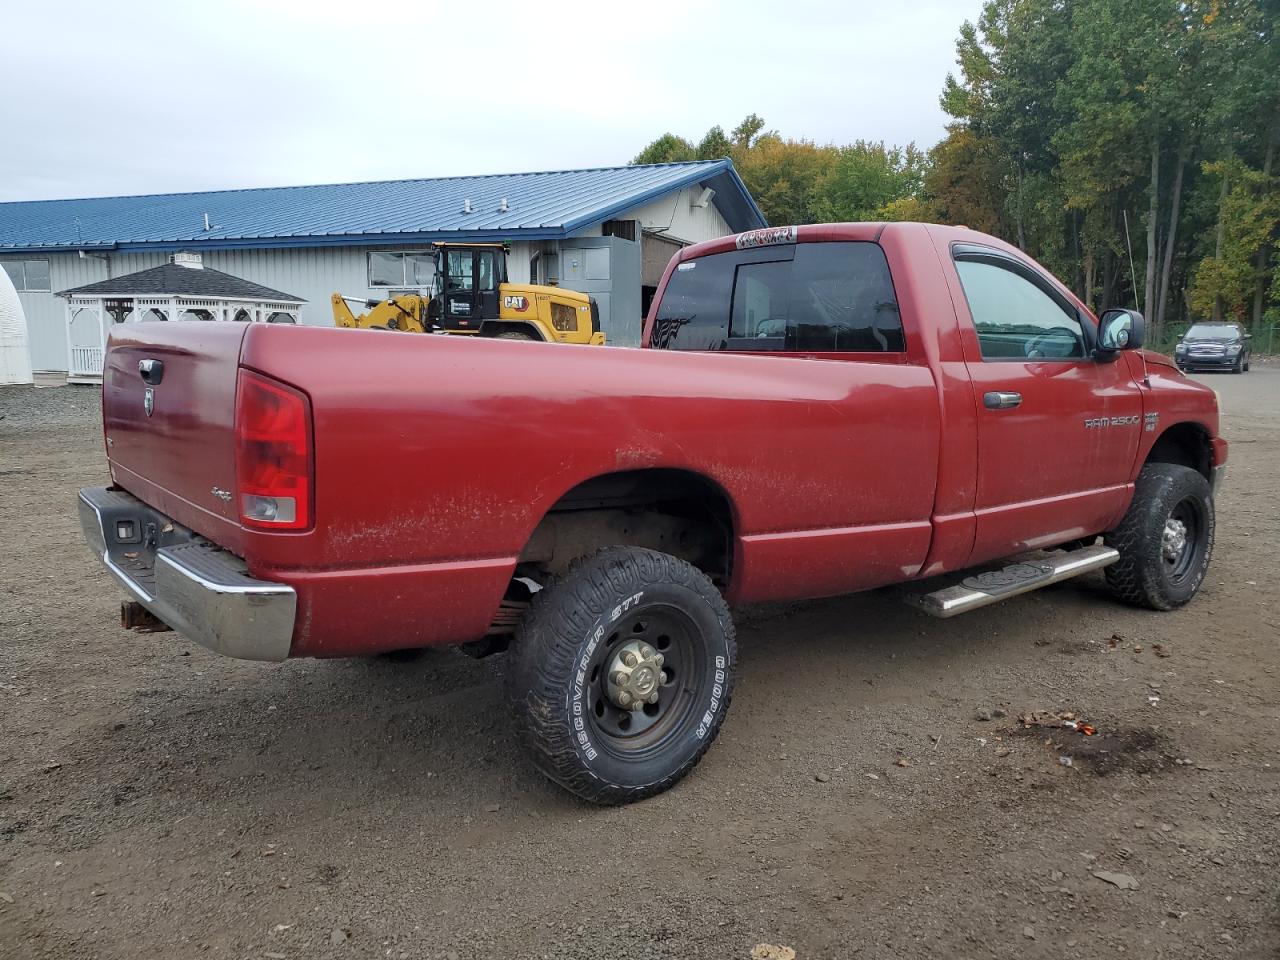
[
  {"left": 505, "top": 547, "right": 736, "bottom": 804},
  {"left": 495, "top": 331, "right": 537, "bottom": 341},
  {"left": 1104, "top": 463, "right": 1214, "bottom": 610}
]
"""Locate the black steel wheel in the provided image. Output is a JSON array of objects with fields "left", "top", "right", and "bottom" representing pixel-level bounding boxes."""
[
  {"left": 1105, "top": 463, "right": 1214, "bottom": 610},
  {"left": 506, "top": 547, "right": 735, "bottom": 804}
]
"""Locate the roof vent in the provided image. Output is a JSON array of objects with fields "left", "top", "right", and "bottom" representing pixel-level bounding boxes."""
[
  {"left": 498, "top": 198, "right": 509, "bottom": 213},
  {"left": 462, "top": 198, "right": 473, "bottom": 214},
  {"left": 172, "top": 251, "right": 204, "bottom": 270}
]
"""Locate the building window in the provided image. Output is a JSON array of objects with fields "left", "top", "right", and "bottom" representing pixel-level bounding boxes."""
[
  {"left": 368, "top": 251, "right": 435, "bottom": 288},
  {"left": 2, "top": 259, "right": 50, "bottom": 292}
]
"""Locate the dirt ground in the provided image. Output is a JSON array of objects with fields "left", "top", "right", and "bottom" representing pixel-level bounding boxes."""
[{"left": 1, "top": 367, "right": 1277, "bottom": 960}]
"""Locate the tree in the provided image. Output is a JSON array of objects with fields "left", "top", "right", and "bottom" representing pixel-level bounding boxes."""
[
  {"left": 696, "top": 125, "right": 733, "bottom": 161},
  {"left": 632, "top": 134, "right": 696, "bottom": 165},
  {"left": 635, "top": 116, "right": 927, "bottom": 226},
  {"left": 1189, "top": 158, "right": 1280, "bottom": 318},
  {"left": 812, "top": 141, "right": 927, "bottom": 222}
]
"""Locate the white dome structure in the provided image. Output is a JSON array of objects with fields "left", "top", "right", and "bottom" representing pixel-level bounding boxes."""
[{"left": 0, "top": 265, "right": 34, "bottom": 385}]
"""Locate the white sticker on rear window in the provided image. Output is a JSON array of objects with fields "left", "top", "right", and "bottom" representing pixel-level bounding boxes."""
[
  {"left": 735, "top": 226, "right": 798, "bottom": 249},
  {"left": 677, "top": 262, "right": 696, "bottom": 271}
]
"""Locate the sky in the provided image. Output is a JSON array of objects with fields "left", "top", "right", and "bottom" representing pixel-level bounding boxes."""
[{"left": 0, "top": 0, "right": 985, "bottom": 203}]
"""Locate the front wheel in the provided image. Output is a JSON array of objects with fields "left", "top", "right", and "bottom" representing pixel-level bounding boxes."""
[
  {"left": 1104, "top": 463, "right": 1214, "bottom": 610},
  {"left": 505, "top": 547, "right": 736, "bottom": 804}
]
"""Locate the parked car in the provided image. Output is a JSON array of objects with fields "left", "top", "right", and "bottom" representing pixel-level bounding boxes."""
[
  {"left": 1175, "top": 321, "right": 1251, "bottom": 373},
  {"left": 79, "top": 222, "right": 1227, "bottom": 805}
]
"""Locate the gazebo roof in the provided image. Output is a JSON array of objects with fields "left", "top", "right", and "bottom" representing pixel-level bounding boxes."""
[{"left": 59, "top": 263, "right": 304, "bottom": 302}]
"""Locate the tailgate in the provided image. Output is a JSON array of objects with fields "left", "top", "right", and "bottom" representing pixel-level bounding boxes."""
[{"left": 103, "top": 322, "right": 247, "bottom": 547}]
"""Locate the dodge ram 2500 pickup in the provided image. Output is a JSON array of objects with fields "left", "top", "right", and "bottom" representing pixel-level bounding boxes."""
[{"left": 80, "top": 222, "right": 1226, "bottom": 804}]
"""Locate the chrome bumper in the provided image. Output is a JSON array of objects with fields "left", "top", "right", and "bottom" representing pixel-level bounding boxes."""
[{"left": 78, "top": 486, "right": 296, "bottom": 662}]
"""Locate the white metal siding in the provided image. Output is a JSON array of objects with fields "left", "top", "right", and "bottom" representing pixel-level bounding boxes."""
[{"left": 621, "top": 187, "right": 733, "bottom": 246}]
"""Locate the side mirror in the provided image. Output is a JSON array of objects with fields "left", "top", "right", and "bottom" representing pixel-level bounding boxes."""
[{"left": 1097, "top": 308, "right": 1145, "bottom": 354}]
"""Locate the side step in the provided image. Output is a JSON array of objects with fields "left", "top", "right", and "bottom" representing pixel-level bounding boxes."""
[{"left": 905, "top": 544, "right": 1119, "bottom": 619}]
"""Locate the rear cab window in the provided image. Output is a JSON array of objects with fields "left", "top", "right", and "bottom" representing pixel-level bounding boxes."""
[{"left": 650, "top": 241, "right": 904, "bottom": 353}]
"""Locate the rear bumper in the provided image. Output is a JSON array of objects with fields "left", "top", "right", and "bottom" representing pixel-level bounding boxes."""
[{"left": 78, "top": 486, "right": 296, "bottom": 662}]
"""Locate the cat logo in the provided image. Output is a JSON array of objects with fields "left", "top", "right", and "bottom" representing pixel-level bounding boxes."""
[{"left": 504, "top": 295, "right": 529, "bottom": 312}]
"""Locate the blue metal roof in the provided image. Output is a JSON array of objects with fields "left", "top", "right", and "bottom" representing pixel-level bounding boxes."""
[{"left": 0, "top": 160, "right": 765, "bottom": 253}]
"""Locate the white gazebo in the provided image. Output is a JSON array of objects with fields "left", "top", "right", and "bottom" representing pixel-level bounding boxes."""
[{"left": 59, "top": 254, "right": 304, "bottom": 383}]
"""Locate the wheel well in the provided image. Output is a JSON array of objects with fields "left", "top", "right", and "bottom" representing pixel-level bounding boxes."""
[
  {"left": 1146, "top": 422, "right": 1212, "bottom": 480},
  {"left": 480, "top": 320, "right": 545, "bottom": 340},
  {"left": 517, "top": 469, "right": 735, "bottom": 586}
]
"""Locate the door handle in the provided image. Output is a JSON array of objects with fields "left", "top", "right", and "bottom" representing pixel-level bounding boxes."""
[{"left": 983, "top": 391, "right": 1022, "bottom": 410}]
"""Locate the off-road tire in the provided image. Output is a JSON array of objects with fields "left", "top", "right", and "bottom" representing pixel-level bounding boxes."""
[
  {"left": 505, "top": 547, "right": 736, "bottom": 804},
  {"left": 1104, "top": 463, "right": 1214, "bottom": 610},
  {"left": 495, "top": 331, "right": 537, "bottom": 341}
]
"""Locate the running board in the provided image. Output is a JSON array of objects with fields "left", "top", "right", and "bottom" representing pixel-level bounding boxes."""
[{"left": 905, "top": 545, "right": 1120, "bottom": 619}]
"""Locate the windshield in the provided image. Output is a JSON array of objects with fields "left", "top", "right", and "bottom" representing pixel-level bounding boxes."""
[{"left": 1185, "top": 324, "right": 1240, "bottom": 340}]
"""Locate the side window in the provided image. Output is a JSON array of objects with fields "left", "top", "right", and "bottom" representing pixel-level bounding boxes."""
[
  {"left": 954, "top": 258, "right": 1085, "bottom": 360},
  {"left": 476, "top": 250, "right": 499, "bottom": 291}
]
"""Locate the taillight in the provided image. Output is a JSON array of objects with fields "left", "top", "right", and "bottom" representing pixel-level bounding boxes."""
[{"left": 235, "top": 370, "right": 312, "bottom": 531}]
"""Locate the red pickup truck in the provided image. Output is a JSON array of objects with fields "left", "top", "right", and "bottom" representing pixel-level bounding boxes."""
[{"left": 80, "top": 222, "right": 1226, "bottom": 804}]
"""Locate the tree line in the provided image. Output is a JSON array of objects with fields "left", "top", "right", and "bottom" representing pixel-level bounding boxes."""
[{"left": 632, "top": 0, "right": 1279, "bottom": 343}]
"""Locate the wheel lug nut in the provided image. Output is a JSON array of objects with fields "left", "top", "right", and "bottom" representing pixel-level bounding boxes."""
[
  {"left": 612, "top": 671, "right": 628, "bottom": 686},
  {"left": 617, "top": 690, "right": 632, "bottom": 706},
  {"left": 623, "top": 652, "right": 638, "bottom": 667},
  {"left": 647, "top": 692, "right": 659, "bottom": 704},
  {"left": 660, "top": 670, "right": 669, "bottom": 684},
  {"left": 640, "top": 645, "right": 654, "bottom": 659},
  {"left": 653, "top": 653, "right": 664, "bottom": 667}
]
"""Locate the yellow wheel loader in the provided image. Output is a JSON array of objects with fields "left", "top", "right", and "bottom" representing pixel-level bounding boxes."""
[{"left": 332, "top": 243, "right": 605, "bottom": 345}]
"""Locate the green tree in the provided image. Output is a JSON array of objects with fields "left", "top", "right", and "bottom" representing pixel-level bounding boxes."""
[
  {"left": 812, "top": 141, "right": 927, "bottom": 222},
  {"left": 632, "top": 133, "right": 697, "bottom": 165},
  {"left": 1189, "top": 157, "right": 1280, "bottom": 318}
]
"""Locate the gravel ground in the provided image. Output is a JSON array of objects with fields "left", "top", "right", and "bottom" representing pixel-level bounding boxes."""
[
  {"left": 0, "top": 384, "right": 102, "bottom": 430},
  {"left": 0, "top": 371, "right": 1277, "bottom": 960}
]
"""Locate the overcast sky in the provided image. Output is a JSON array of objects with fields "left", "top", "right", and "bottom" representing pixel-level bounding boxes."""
[{"left": 0, "top": 0, "right": 984, "bottom": 203}]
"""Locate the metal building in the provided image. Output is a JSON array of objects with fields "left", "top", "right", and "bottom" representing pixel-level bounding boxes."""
[{"left": 0, "top": 161, "right": 764, "bottom": 378}]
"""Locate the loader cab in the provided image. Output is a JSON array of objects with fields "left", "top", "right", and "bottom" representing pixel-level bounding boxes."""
[{"left": 433, "top": 243, "right": 508, "bottom": 332}]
